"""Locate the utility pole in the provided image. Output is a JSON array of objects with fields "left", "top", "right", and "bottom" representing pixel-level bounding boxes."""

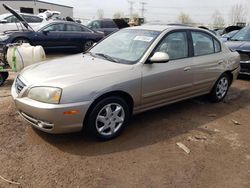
[
  {"left": 140, "top": 2, "right": 147, "bottom": 18},
  {"left": 127, "top": 1, "right": 135, "bottom": 18}
]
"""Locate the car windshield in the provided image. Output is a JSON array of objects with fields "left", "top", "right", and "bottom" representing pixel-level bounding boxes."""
[
  {"left": 90, "top": 29, "right": 160, "bottom": 64},
  {"left": 230, "top": 27, "right": 250, "bottom": 41}
]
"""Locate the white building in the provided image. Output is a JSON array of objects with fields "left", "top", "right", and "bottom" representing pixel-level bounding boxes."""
[{"left": 0, "top": 0, "right": 73, "bottom": 18}]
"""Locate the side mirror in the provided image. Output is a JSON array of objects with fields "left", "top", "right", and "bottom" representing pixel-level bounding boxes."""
[
  {"left": 149, "top": 52, "right": 169, "bottom": 63},
  {"left": 0, "top": 20, "right": 7, "bottom": 24},
  {"left": 43, "top": 30, "right": 49, "bottom": 35}
]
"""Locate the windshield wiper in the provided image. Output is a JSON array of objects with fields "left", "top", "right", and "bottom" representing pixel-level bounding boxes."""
[
  {"left": 84, "top": 51, "right": 96, "bottom": 57},
  {"left": 95, "top": 53, "right": 119, "bottom": 63}
]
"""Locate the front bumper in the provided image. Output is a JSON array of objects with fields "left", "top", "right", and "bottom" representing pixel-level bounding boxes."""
[{"left": 11, "top": 83, "right": 92, "bottom": 134}]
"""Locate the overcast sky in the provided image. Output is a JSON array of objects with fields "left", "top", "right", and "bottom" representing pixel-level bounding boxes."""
[{"left": 44, "top": 0, "right": 250, "bottom": 25}]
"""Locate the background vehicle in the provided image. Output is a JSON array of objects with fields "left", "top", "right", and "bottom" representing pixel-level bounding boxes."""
[
  {"left": 221, "top": 30, "right": 239, "bottom": 42},
  {"left": 0, "top": 18, "right": 104, "bottom": 55},
  {"left": 87, "top": 18, "right": 129, "bottom": 36},
  {"left": 0, "top": 12, "right": 45, "bottom": 32},
  {"left": 225, "top": 26, "right": 250, "bottom": 75},
  {"left": 12, "top": 25, "right": 240, "bottom": 140}
]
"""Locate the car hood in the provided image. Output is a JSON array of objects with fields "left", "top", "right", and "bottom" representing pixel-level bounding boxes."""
[
  {"left": 3, "top": 4, "right": 34, "bottom": 31},
  {"left": 225, "top": 41, "right": 250, "bottom": 52},
  {"left": 19, "top": 53, "right": 133, "bottom": 87}
]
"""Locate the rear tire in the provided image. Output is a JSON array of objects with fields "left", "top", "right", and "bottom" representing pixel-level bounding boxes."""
[
  {"left": 209, "top": 73, "right": 230, "bottom": 102},
  {"left": 83, "top": 40, "right": 93, "bottom": 52},
  {"left": 85, "top": 96, "right": 130, "bottom": 141}
]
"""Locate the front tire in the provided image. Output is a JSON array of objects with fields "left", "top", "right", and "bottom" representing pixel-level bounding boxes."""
[
  {"left": 86, "top": 96, "right": 130, "bottom": 141},
  {"left": 209, "top": 73, "right": 230, "bottom": 102}
]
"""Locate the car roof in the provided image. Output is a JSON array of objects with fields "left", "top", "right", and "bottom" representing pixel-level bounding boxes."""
[
  {"left": 0, "top": 12, "right": 40, "bottom": 17},
  {"left": 125, "top": 24, "right": 216, "bottom": 35},
  {"left": 124, "top": 24, "right": 193, "bottom": 32},
  {"left": 33, "top": 20, "right": 91, "bottom": 31}
]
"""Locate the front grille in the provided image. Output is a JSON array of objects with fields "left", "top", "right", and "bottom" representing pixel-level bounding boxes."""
[
  {"left": 15, "top": 76, "right": 26, "bottom": 94},
  {"left": 238, "top": 51, "right": 250, "bottom": 62},
  {"left": 240, "top": 62, "right": 250, "bottom": 73}
]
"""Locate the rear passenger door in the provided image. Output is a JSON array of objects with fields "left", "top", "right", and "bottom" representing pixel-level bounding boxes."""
[
  {"left": 64, "top": 23, "right": 95, "bottom": 50},
  {"left": 190, "top": 31, "right": 224, "bottom": 93}
]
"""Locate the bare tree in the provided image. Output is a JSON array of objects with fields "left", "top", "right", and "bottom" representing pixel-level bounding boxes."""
[
  {"left": 177, "top": 12, "right": 192, "bottom": 24},
  {"left": 132, "top": 13, "right": 140, "bottom": 20},
  {"left": 230, "top": 4, "right": 247, "bottom": 25},
  {"left": 212, "top": 10, "right": 225, "bottom": 28},
  {"left": 97, "top": 9, "right": 104, "bottom": 19},
  {"left": 113, "top": 11, "right": 124, "bottom": 19}
]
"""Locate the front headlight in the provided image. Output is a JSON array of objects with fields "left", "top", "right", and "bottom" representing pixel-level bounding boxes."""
[
  {"left": 28, "top": 87, "right": 62, "bottom": 104},
  {"left": 0, "top": 35, "right": 9, "bottom": 41}
]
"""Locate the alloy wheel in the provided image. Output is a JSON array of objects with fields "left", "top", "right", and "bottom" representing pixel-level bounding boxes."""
[
  {"left": 95, "top": 103, "right": 125, "bottom": 136},
  {"left": 216, "top": 77, "right": 229, "bottom": 100}
]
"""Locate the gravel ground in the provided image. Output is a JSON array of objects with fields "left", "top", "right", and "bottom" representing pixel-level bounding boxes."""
[{"left": 0, "top": 58, "right": 250, "bottom": 187}]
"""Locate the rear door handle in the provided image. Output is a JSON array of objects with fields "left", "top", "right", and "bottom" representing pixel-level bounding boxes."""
[{"left": 184, "top": 67, "right": 191, "bottom": 72}]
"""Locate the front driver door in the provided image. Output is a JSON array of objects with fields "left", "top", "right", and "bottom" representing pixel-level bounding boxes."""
[
  {"left": 141, "top": 31, "right": 194, "bottom": 108},
  {"left": 35, "top": 23, "right": 66, "bottom": 49}
]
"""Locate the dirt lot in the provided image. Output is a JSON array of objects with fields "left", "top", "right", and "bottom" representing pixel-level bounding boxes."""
[{"left": 0, "top": 58, "right": 250, "bottom": 187}]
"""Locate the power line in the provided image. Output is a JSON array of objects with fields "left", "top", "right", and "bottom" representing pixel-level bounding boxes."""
[
  {"left": 140, "top": 2, "right": 147, "bottom": 18},
  {"left": 127, "top": 0, "right": 135, "bottom": 18}
]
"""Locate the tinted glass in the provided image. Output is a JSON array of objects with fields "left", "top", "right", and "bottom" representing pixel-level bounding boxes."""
[
  {"left": 156, "top": 32, "right": 188, "bottom": 60},
  {"left": 192, "top": 32, "right": 214, "bottom": 56},
  {"left": 43, "top": 24, "right": 65, "bottom": 32},
  {"left": 23, "top": 15, "right": 43, "bottom": 23},
  {"left": 66, "top": 24, "right": 82, "bottom": 32},
  {"left": 102, "top": 20, "right": 117, "bottom": 28}
]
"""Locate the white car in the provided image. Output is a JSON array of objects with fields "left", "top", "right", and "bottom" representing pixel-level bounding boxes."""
[{"left": 0, "top": 13, "right": 45, "bottom": 32}]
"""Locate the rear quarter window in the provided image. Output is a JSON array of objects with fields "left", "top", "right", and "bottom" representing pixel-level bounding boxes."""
[
  {"left": 214, "top": 39, "right": 221, "bottom": 53},
  {"left": 191, "top": 31, "right": 216, "bottom": 56}
]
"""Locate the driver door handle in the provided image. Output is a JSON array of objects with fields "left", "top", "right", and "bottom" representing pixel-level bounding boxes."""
[{"left": 184, "top": 67, "right": 191, "bottom": 72}]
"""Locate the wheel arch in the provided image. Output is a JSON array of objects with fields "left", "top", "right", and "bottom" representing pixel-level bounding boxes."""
[
  {"left": 12, "top": 37, "right": 33, "bottom": 45},
  {"left": 223, "top": 70, "right": 234, "bottom": 85},
  {"left": 83, "top": 90, "right": 134, "bottom": 125}
]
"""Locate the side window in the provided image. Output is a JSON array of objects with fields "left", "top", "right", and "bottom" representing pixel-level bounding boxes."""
[
  {"left": 23, "top": 15, "right": 42, "bottom": 23},
  {"left": 66, "top": 24, "right": 82, "bottom": 32},
  {"left": 155, "top": 31, "right": 188, "bottom": 60},
  {"left": 91, "top": 21, "right": 101, "bottom": 29},
  {"left": 214, "top": 39, "right": 221, "bottom": 53},
  {"left": 103, "top": 20, "right": 117, "bottom": 28},
  {"left": 43, "top": 24, "right": 65, "bottom": 32},
  {"left": 192, "top": 32, "right": 214, "bottom": 56},
  {"left": 6, "top": 16, "right": 18, "bottom": 23}
]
